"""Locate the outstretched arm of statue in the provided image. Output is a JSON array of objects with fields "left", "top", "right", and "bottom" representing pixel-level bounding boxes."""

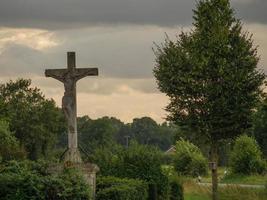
[
  {"left": 74, "top": 68, "right": 98, "bottom": 81},
  {"left": 45, "top": 69, "right": 68, "bottom": 82}
]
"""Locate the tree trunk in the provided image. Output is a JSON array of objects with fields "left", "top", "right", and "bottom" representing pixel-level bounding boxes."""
[{"left": 211, "top": 141, "right": 218, "bottom": 200}]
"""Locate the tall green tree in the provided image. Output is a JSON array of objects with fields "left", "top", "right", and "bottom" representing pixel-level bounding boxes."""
[
  {"left": 0, "top": 79, "right": 65, "bottom": 160},
  {"left": 252, "top": 98, "right": 267, "bottom": 158},
  {"left": 153, "top": 0, "right": 265, "bottom": 199},
  {"left": 129, "top": 117, "right": 175, "bottom": 150},
  {"left": 78, "top": 116, "right": 123, "bottom": 153}
]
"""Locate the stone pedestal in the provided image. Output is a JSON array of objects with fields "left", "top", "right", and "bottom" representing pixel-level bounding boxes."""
[
  {"left": 62, "top": 148, "right": 83, "bottom": 163},
  {"left": 78, "top": 163, "right": 99, "bottom": 199},
  {"left": 49, "top": 162, "right": 99, "bottom": 199}
]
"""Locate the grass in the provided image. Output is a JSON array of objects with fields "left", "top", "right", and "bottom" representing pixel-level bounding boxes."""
[
  {"left": 185, "top": 193, "right": 209, "bottom": 200},
  {"left": 183, "top": 180, "right": 267, "bottom": 200},
  {"left": 184, "top": 181, "right": 210, "bottom": 200},
  {"left": 201, "top": 167, "right": 267, "bottom": 185},
  {"left": 221, "top": 173, "right": 267, "bottom": 185},
  {"left": 163, "top": 165, "right": 267, "bottom": 199}
]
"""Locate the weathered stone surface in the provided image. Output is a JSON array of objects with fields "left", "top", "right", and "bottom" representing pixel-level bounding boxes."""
[
  {"left": 49, "top": 162, "right": 99, "bottom": 199},
  {"left": 45, "top": 52, "right": 98, "bottom": 163}
]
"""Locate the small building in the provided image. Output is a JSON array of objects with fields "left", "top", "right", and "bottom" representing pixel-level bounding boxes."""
[{"left": 165, "top": 145, "right": 176, "bottom": 155}]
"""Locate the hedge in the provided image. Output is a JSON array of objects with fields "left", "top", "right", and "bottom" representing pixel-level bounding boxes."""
[
  {"left": 0, "top": 160, "right": 92, "bottom": 200},
  {"left": 96, "top": 176, "right": 148, "bottom": 200}
]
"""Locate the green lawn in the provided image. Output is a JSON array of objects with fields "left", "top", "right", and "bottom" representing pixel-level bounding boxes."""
[
  {"left": 163, "top": 165, "right": 267, "bottom": 199},
  {"left": 221, "top": 174, "right": 267, "bottom": 185},
  {"left": 201, "top": 167, "right": 267, "bottom": 185},
  {"left": 185, "top": 193, "right": 209, "bottom": 200},
  {"left": 183, "top": 180, "right": 267, "bottom": 200}
]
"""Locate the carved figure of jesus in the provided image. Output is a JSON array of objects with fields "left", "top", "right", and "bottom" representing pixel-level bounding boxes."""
[{"left": 45, "top": 52, "right": 98, "bottom": 163}]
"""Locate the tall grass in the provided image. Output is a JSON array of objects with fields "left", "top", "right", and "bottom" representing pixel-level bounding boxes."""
[{"left": 184, "top": 180, "right": 266, "bottom": 200}]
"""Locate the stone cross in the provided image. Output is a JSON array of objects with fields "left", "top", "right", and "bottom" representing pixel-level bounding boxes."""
[{"left": 45, "top": 52, "right": 98, "bottom": 163}]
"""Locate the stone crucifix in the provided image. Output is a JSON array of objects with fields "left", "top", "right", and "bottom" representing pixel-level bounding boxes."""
[{"left": 45, "top": 52, "right": 98, "bottom": 163}]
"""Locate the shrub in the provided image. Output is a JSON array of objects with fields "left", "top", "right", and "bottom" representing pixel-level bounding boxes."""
[
  {"left": 90, "top": 145, "right": 122, "bottom": 176},
  {"left": 96, "top": 176, "right": 148, "bottom": 200},
  {"left": 0, "top": 160, "right": 92, "bottom": 200},
  {"left": 0, "top": 120, "right": 26, "bottom": 161},
  {"left": 117, "top": 142, "right": 169, "bottom": 199},
  {"left": 230, "top": 135, "right": 267, "bottom": 175},
  {"left": 169, "top": 176, "right": 184, "bottom": 200},
  {"left": 93, "top": 142, "right": 169, "bottom": 199},
  {"left": 173, "top": 139, "right": 208, "bottom": 177}
]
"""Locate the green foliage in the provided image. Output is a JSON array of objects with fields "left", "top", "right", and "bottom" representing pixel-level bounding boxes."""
[
  {"left": 0, "top": 160, "right": 91, "bottom": 200},
  {"left": 221, "top": 173, "right": 267, "bottom": 185},
  {"left": 77, "top": 116, "right": 176, "bottom": 153},
  {"left": 92, "top": 142, "right": 169, "bottom": 199},
  {"left": 0, "top": 79, "right": 66, "bottom": 160},
  {"left": 0, "top": 120, "right": 26, "bottom": 161},
  {"left": 169, "top": 176, "right": 184, "bottom": 200},
  {"left": 96, "top": 176, "right": 148, "bottom": 200},
  {"left": 116, "top": 142, "right": 163, "bottom": 181},
  {"left": 154, "top": 2, "right": 265, "bottom": 198},
  {"left": 230, "top": 135, "right": 267, "bottom": 175},
  {"left": 184, "top": 181, "right": 266, "bottom": 200},
  {"left": 118, "top": 142, "right": 170, "bottom": 199},
  {"left": 173, "top": 139, "right": 208, "bottom": 177},
  {"left": 44, "top": 167, "right": 92, "bottom": 200},
  {"left": 129, "top": 117, "right": 174, "bottom": 150},
  {"left": 153, "top": 0, "right": 265, "bottom": 142},
  {"left": 78, "top": 116, "right": 122, "bottom": 152},
  {"left": 252, "top": 98, "right": 267, "bottom": 157},
  {"left": 90, "top": 144, "right": 123, "bottom": 176}
]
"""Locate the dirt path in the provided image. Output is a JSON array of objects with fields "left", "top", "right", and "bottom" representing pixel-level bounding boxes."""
[{"left": 198, "top": 182, "right": 265, "bottom": 189}]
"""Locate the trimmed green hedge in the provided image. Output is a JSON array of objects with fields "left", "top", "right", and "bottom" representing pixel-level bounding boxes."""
[
  {"left": 0, "top": 160, "right": 92, "bottom": 200},
  {"left": 96, "top": 176, "right": 148, "bottom": 200}
]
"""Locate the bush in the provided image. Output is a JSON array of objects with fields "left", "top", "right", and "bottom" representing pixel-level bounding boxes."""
[
  {"left": 117, "top": 142, "right": 169, "bottom": 199},
  {"left": 96, "top": 176, "right": 148, "bottom": 200},
  {"left": 230, "top": 135, "right": 267, "bottom": 175},
  {"left": 90, "top": 145, "right": 122, "bottom": 176},
  {"left": 173, "top": 139, "right": 208, "bottom": 177},
  {"left": 169, "top": 176, "right": 184, "bottom": 200},
  {"left": 0, "top": 160, "right": 92, "bottom": 200},
  {"left": 93, "top": 142, "right": 169, "bottom": 199},
  {"left": 0, "top": 120, "right": 26, "bottom": 161}
]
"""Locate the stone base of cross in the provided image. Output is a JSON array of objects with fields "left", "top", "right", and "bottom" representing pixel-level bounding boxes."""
[
  {"left": 45, "top": 52, "right": 98, "bottom": 163},
  {"left": 62, "top": 148, "right": 82, "bottom": 163}
]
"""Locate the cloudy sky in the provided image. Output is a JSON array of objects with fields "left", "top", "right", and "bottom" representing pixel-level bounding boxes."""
[{"left": 0, "top": 0, "right": 266, "bottom": 123}]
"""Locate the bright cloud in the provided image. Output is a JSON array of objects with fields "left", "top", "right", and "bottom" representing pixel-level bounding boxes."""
[{"left": 0, "top": 28, "right": 59, "bottom": 54}]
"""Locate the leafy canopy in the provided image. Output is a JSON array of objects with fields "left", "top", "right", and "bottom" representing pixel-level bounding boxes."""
[
  {"left": 154, "top": 0, "right": 265, "bottom": 141},
  {"left": 252, "top": 98, "right": 267, "bottom": 157},
  {"left": 0, "top": 79, "right": 66, "bottom": 160}
]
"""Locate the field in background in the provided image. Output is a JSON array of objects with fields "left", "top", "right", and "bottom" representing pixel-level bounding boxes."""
[
  {"left": 200, "top": 167, "right": 266, "bottom": 185},
  {"left": 184, "top": 180, "right": 266, "bottom": 200}
]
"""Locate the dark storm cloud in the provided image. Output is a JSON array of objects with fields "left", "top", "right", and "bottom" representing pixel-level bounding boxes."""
[{"left": 0, "top": 0, "right": 265, "bottom": 30}]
